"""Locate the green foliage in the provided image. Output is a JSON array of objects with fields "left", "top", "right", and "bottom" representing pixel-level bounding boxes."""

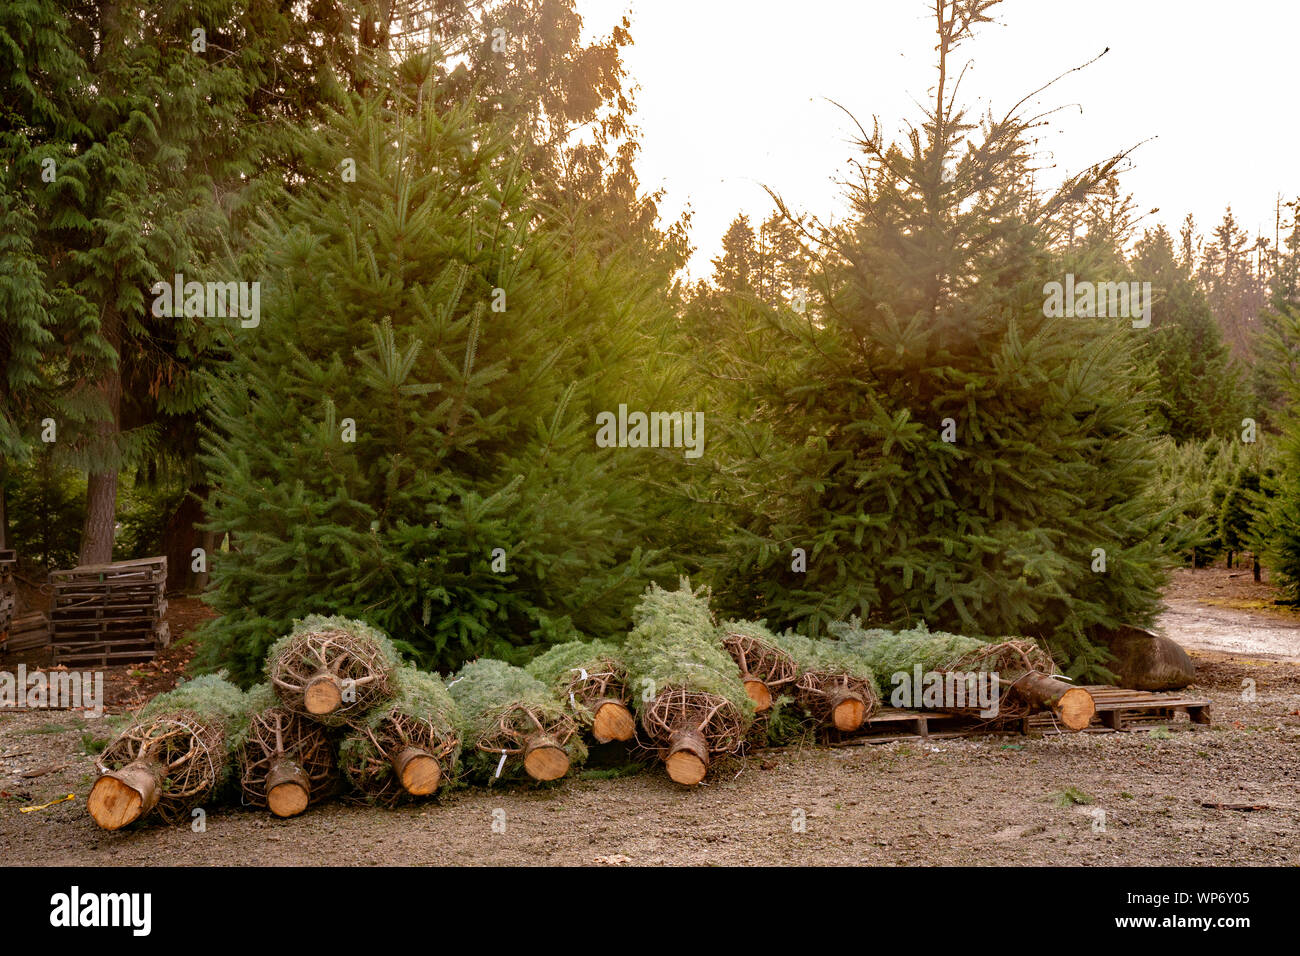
[
  {"left": 138, "top": 674, "right": 246, "bottom": 724},
  {"left": 194, "top": 72, "right": 679, "bottom": 679},
  {"left": 622, "top": 580, "right": 754, "bottom": 718},
  {"left": 830, "top": 620, "right": 987, "bottom": 689},
  {"left": 525, "top": 639, "right": 624, "bottom": 689},
  {"left": 697, "top": 7, "right": 1186, "bottom": 680},
  {"left": 1049, "top": 786, "right": 1095, "bottom": 807},
  {"left": 338, "top": 666, "right": 465, "bottom": 790},
  {"left": 764, "top": 625, "right": 880, "bottom": 699},
  {"left": 1130, "top": 226, "right": 1250, "bottom": 441},
  {"left": 2, "top": 451, "right": 85, "bottom": 570},
  {"left": 446, "top": 658, "right": 587, "bottom": 782},
  {"left": 1148, "top": 436, "right": 1253, "bottom": 566}
]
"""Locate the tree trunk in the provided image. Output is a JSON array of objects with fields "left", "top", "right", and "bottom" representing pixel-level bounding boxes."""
[
  {"left": 79, "top": 307, "right": 122, "bottom": 567},
  {"left": 1008, "top": 673, "right": 1096, "bottom": 730},
  {"left": 1253, "top": 556, "right": 1261, "bottom": 582},
  {"left": 162, "top": 487, "right": 207, "bottom": 593}
]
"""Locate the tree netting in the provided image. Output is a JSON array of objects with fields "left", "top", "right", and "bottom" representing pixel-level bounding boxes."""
[
  {"left": 765, "top": 626, "right": 881, "bottom": 732},
  {"left": 623, "top": 580, "right": 754, "bottom": 782},
  {"left": 525, "top": 639, "right": 636, "bottom": 742},
  {"left": 266, "top": 615, "right": 402, "bottom": 726},
  {"left": 830, "top": 619, "right": 1059, "bottom": 722},
  {"left": 234, "top": 683, "right": 339, "bottom": 817},
  {"left": 447, "top": 658, "right": 586, "bottom": 784},
  {"left": 718, "top": 619, "right": 799, "bottom": 711},
  {"left": 339, "top": 666, "right": 465, "bottom": 804},
  {"left": 92, "top": 675, "right": 247, "bottom": 828}
]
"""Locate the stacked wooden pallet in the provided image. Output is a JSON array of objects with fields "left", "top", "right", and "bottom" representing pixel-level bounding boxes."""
[
  {"left": 1, "top": 611, "right": 53, "bottom": 666},
  {"left": 0, "top": 548, "right": 15, "bottom": 633},
  {"left": 49, "top": 557, "right": 169, "bottom": 666}
]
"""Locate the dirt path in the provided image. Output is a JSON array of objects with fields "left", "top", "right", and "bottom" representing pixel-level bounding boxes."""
[{"left": 1157, "top": 567, "right": 1300, "bottom": 662}]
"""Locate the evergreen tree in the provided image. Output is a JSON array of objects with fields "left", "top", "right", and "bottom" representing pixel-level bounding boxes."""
[
  {"left": 194, "top": 72, "right": 677, "bottom": 681},
  {"left": 704, "top": 0, "right": 1186, "bottom": 678},
  {"left": 1252, "top": 201, "right": 1300, "bottom": 597},
  {"left": 712, "top": 214, "right": 759, "bottom": 295},
  {"left": 1130, "top": 226, "right": 1248, "bottom": 440}
]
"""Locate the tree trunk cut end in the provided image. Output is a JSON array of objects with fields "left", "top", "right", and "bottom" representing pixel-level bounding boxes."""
[
  {"left": 88, "top": 761, "right": 160, "bottom": 830},
  {"left": 591, "top": 701, "right": 637, "bottom": 743},
  {"left": 664, "top": 729, "right": 709, "bottom": 785},
  {"left": 393, "top": 747, "right": 442, "bottom": 796},
  {"left": 303, "top": 673, "right": 343, "bottom": 715},
  {"left": 522, "top": 735, "right": 570, "bottom": 781},
  {"left": 1055, "top": 686, "right": 1096, "bottom": 731},
  {"left": 830, "top": 693, "right": 867, "bottom": 732},
  {"left": 265, "top": 759, "right": 312, "bottom": 817},
  {"left": 743, "top": 679, "right": 773, "bottom": 712}
]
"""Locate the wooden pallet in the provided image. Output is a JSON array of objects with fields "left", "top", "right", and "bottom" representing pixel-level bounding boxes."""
[
  {"left": 825, "top": 684, "right": 1213, "bottom": 746},
  {"left": 53, "top": 640, "right": 158, "bottom": 667},
  {"left": 1, "top": 611, "right": 52, "bottom": 666},
  {"left": 828, "top": 706, "right": 995, "bottom": 745},
  {"left": 1025, "top": 685, "right": 1211, "bottom": 734},
  {"left": 47, "top": 557, "right": 168, "bottom": 666}
]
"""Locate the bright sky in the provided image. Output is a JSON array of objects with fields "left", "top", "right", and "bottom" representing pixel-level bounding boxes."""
[{"left": 576, "top": 0, "right": 1298, "bottom": 278}]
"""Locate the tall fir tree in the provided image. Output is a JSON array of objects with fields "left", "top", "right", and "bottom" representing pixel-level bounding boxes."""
[
  {"left": 194, "top": 68, "right": 681, "bottom": 683},
  {"left": 1130, "top": 225, "right": 1249, "bottom": 441},
  {"left": 702, "top": 0, "right": 1187, "bottom": 679}
]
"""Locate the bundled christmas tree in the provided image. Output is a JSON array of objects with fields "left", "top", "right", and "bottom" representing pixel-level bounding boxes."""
[
  {"left": 234, "top": 684, "right": 338, "bottom": 818},
  {"left": 526, "top": 640, "right": 636, "bottom": 743},
  {"left": 832, "top": 621, "right": 1094, "bottom": 729},
  {"left": 447, "top": 659, "right": 586, "bottom": 784},
  {"left": 267, "top": 615, "right": 401, "bottom": 725},
  {"left": 761, "top": 626, "right": 881, "bottom": 733},
  {"left": 88, "top": 675, "right": 246, "bottom": 830},
  {"left": 623, "top": 581, "right": 754, "bottom": 785},
  {"left": 339, "top": 666, "right": 464, "bottom": 804},
  {"left": 719, "top": 620, "right": 799, "bottom": 713}
]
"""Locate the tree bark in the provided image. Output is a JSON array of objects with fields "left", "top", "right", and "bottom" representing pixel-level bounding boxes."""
[
  {"left": 162, "top": 487, "right": 207, "bottom": 593},
  {"left": 79, "top": 306, "right": 122, "bottom": 567}
]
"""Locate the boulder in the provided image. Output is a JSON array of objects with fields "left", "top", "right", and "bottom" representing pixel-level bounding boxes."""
[{"left": 1094, "top": 625, "right": 1196, "bottom": 690}]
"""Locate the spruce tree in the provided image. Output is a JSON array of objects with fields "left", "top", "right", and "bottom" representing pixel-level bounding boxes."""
[
  {"left": 704, "top": 0, "right": 1186, "bottom": 678},
  {"left": 195, "top": 71, "right": 675, "bottom": 681}
]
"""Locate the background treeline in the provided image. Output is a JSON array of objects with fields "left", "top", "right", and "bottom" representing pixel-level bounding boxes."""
[{"left": 2, "top": 0, "right": 1298, "bottom": 685}]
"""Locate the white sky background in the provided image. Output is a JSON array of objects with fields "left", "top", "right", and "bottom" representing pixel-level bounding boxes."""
[{"left": 574, "top": 0, "right": 1299, "bottom": 279}]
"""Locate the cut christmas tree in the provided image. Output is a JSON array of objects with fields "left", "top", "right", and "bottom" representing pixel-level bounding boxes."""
[
  {"left": 833, "top": 621, "right": 1094, "bottom": 730},
  {"left": 719, "top": 620, "right": 799, "bottom": 713},
  {"left": 623, "top": 581, "right": 754, "bottom": 785},
  {"left": 234, "top": 684, "right": 338, "bottom": 818},
  {"left": 339, "top": 666, "right": 464, "bottom": 804},
  {"left": 447, "top": 659, "right": 586, "bottom": 784},
  {"left": 525, "top": 639, "right": 636, "bottom": 743},
  {"left": 88, "top": 675, "right": 246, "bottom": 829},
  {"left": 761, "top": 626, "right": 881, "bottom": 732},
  {"left": 267, "top": 615, "right": 401, "bottom": 725}
]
